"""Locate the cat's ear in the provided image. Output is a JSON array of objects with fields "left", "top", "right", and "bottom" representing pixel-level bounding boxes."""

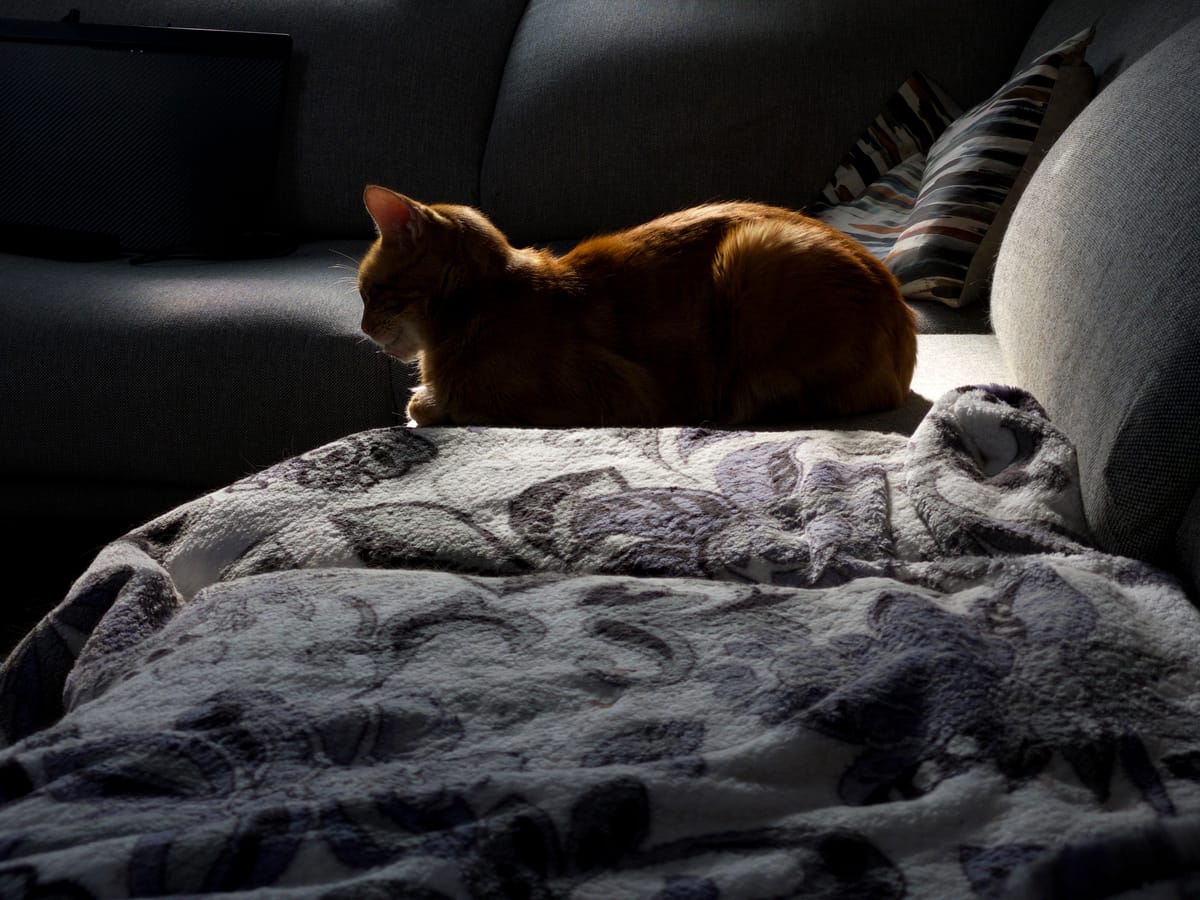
[{"left": 363, "top": 185, "right": 427, "bottom": 245}]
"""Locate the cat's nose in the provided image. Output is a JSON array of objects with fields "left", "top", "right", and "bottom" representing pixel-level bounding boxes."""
[{"left": 360, "top": 308, "right": 394, "bottom": 344}]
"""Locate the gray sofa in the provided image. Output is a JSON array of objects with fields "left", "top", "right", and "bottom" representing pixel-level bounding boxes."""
[{"left": 1, "top": 0, "right": 1198, "bottom": 651}]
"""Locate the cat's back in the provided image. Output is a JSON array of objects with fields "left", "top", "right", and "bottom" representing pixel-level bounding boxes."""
[
  {"left": 565, "top": 201, "right": 799, "bottom": 262},
  {"left": 559, "top": 199, "right": 915, "bottom": 422},
  {"left": 635, "top": 200, "right": 803, "bottom": 234},
  {"left": 562, "top": 202, "right": 876, "bottom": 287}
]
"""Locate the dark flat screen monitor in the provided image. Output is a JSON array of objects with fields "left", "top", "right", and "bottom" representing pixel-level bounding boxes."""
[{"left": 0, "top": 16, "right": 291, "bottom": 259}]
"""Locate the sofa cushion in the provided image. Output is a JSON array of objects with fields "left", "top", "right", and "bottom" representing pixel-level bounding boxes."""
[
  {"left": 0, "top": 1, "right": 528, "bottom": 239},
  {"left": 810, "top": 154, "right": 991, "bottom": 336},
  {"left": 956, "top": 61, "right": 1094, "bottom": 306},
  {"left": 1014, "top": 0, "right": 1200, "bottom": 90},
  {"left": 884, "top": 27, "right": 1095, "bottom": 307},
  {"left": 0, "top": 243, "right": 409, "bottom": 496},
  {"left": 481, "top": 0, "right": 1050, "bottom": 246},
  {"left": 991, "top": 16, "right": 1200, "bottom": 586},
  {"left": 813, "top": 154, "right": 926, "bottom": 262},
  {"left": 814, "top": 73, "right": 959, "bottom": 208}
]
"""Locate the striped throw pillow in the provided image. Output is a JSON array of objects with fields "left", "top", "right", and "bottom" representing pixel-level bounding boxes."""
[
  {"left": 813, "top": 154, "right": 925, "bottom": 261},
  {"left": 815, "top": 72, "right": 959, "bottom": 209},
  {"left": 884, "top": 27, "right": 1096, "bottom": 306}
]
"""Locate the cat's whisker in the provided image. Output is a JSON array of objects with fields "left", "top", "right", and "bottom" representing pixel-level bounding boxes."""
[
  {"left": 329, "top": 271, "right": 364, "bottom": 298},
  {"left": 327, "top": 248, "right": 363, "bottom": 266}
]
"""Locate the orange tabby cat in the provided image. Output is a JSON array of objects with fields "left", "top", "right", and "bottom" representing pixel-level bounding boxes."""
[{"left": 358, "top": 185, "right": 916, "bottom": 427}]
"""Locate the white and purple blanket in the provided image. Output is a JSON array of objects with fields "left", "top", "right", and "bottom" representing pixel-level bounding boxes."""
[{"left": 1, "top": 386, "right": 1199, "bottom": 898}]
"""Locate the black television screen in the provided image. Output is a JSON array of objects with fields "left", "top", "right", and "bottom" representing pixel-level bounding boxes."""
[{"left": 0, "top": 16, "right": 291, "bottom": 259}]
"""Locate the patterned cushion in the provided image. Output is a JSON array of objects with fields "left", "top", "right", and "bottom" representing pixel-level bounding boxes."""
[
  {"left": 884, "top": 27, "right": 1095, "bottom": 306},
  {"left": 815, "top": 72, "right": 959, "bottom": 209},
  {"left": 812, "top": 154, "right": 925, "bottom": 261}
]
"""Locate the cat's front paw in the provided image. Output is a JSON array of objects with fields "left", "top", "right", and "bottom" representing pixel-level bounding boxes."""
[{"left": 407, "top": 385, "right": 449, "bottom": 427}]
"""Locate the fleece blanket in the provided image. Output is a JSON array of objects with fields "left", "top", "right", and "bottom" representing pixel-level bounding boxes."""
[{"left": 1, "top": 386, "right": 1199, "bottom": 899}]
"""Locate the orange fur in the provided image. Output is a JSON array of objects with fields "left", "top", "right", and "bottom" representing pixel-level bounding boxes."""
[{"left": 358, "top": 185, "right": 916, "bottom": 427}]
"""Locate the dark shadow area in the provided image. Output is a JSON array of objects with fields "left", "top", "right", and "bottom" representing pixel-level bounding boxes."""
[
  {"left": 804, "top": 391, "right": 936, "bottom": 436},
  {"left": 0, "top": 515, "right": 136, "bottom": 661}
]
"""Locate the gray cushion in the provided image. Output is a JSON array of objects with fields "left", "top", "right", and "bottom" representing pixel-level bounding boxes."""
[
  {"left": 481, "top": 0, "right": 1050, "bottom": 245},
  {"left": 958, "top": 61, "right": 1095, "bottom": 306},
  {"left": 991, "top": 16, "right": 1200, "bottom": 584},
  {"left": 0, "top": 242, "right": 410, "bottom": 495},
  {"left": 1014, "top": 0, "right": 1200, "bottom": 89},
  {"left": 0, "top": 1, "right": 527, "bottom": 238},
  {"left": 1179, "top": 492, "right": 1200, "bottom": 593}
]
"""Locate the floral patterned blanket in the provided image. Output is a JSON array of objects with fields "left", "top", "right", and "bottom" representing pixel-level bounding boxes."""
[{"left": 1, "top": 386, "right": 1199, "bottom": 898}]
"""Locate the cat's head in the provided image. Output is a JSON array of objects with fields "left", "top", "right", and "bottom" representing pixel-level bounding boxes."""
[{"left": 357, "top": 185, "right": 510, "bottom": 361}]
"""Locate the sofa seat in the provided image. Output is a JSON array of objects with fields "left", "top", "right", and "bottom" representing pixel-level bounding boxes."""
[
  {"left": 2, "top": 238, "right": 1005, "bottom": 510},
  {"left": 806, "top": 332, "right": 1006, "bottom": 434},
  {"left": 0, "top": 242, "right": 408, "bottom": 516}
]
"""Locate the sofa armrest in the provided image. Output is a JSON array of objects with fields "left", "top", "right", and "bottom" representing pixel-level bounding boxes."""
[{"left": 991, "top": 16, "right": 1200, "bottom": 588}]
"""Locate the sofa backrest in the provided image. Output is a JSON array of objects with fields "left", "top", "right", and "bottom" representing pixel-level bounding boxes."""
[
  {"left": 0, "top": 0, "right": 1053, "bottom": 243},
  {"left": 478, "top": 0, "right": 1050, "bottom": 246},
  {"left": 991, "top": 14, "right": 1200, "bottom": 589},
  {"left": 1012, "top": 0, "right": 1200, "bottom": 89},
  {"left": 0, "top": 0, "right": 528, "bottom": 239}
]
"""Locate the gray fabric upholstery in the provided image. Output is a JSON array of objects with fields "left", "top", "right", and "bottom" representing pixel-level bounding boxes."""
[
  {"left": 481, "top": 0, "right": 1049, "bottom": 245},
  {"left": 991, "top": 16, "right": 1200, "bottom": 579},
  {"left": 1179, "top": 491, "right": 1200, "bottom": 595},
  {"left": 958, "top": 62, "right": 1096, "bottom": 307},
  {"left": 908, "top": 299, "right": 994, "bottom": 335},
  {"left": 0, "top": 0, "right": 527, "bottom": 238},
  {"left": 0, "top": 242, "right": 410, "bottom": 493},
  {"left": 826, "top": 334, "right": 1009, "bottom": 435},
  {"left": 1014, "top": 0, "right": 1200, "bottom": 89}
]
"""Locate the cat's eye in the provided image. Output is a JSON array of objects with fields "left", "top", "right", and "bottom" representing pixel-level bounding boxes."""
[{"left": 361, "top": 285, "right": 421, "bottom": 306}]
